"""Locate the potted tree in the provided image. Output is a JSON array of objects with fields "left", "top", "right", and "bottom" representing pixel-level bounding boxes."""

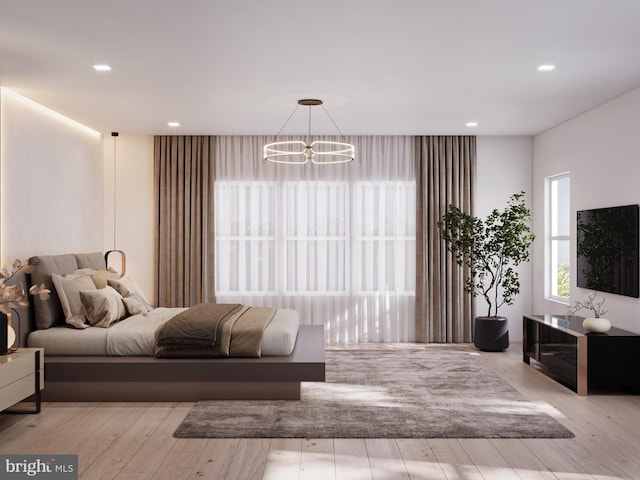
[{"left": 438, "top": 191, "right": 535, "bottom": 351}]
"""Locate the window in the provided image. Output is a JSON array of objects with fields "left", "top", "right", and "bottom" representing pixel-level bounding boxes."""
[
  {"left": 212, "top": 135, "right": 416, "bottom": 342},
  {"left": 215, "top": 181, "right": 278, "bottom": 294},
  {"left": 283, "top": 181, "right": 349, "bottom": 294},
  {"left": 214, "top": 179, "right": 415, "bottom": 342},
  {"left": 546, "top": 173, "right": 570, "bottom": 302}
]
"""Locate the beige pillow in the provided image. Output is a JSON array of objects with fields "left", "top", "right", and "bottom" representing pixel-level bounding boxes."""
[
  {"left": 73, "top": 268, "right": 121, "bottom": 289},
  {"left": 52, "top": 273, "right": 97, "bottom": 329},
  {"left": 122, "top": 295, "right": 151, "bottom": 316},
  {"left": 79, "top": 286, "right": 126, "bottom": 328},
  {"left": 108, "top": 277, "right": 153, "bottom": 311}
]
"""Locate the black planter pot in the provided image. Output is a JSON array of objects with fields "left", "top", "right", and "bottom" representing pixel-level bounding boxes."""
[{"left": 474, "top": 316, "right": 509, "bottom": 352}]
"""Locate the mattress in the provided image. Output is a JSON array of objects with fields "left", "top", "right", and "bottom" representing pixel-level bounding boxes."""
[{"left": 28, "top": 306, "right": 299, "bottom": 357}]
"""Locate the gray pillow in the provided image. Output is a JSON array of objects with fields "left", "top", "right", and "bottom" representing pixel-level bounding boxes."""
[
  {"left": 29, "top": 254, "right": 79, "bottom": 329},
  {"left": 80, "top": 286, "right": 126, "bottom": 328}
]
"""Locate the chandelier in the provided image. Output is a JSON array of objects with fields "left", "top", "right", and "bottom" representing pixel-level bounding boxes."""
[{"left": 264, "top": 99, "right": 355, "bottom": 165}]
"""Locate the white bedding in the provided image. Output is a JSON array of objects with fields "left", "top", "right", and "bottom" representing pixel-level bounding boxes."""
[{"left": 28, "top": 307, "right": 300, "bottom": 356}]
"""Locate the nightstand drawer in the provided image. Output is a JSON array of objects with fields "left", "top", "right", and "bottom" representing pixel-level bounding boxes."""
[
  {"left": 0, "top": 374, "right": 36, "bottom": 411},
  {"left": 0, "top": 348, "right": 43, "bottom": 413},
  {"left": 1, "top": 353, "right": 37, "bottom": 385}
]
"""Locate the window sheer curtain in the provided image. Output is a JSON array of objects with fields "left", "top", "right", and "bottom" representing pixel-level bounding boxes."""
[
  {"left": 154, "top": 136, "right": 216, "bottom": 307},
  {"left": 153, "top": 135, "right": 474, "bottom": 343},
  {"left": 415, "top": 136, "right": 476, "bottom": 342},
  {"left": 214, "top": 135, "right": 416, "bottom": 343}
]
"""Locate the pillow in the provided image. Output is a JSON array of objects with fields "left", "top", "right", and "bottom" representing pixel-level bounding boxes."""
[
  {"left": 122, "top": 295, "right": 151, "bottom": 316},
  {"left": 51, "top": 273, "right": 97, "bottom": 329},
  {"left": 79, "top": 286, "right": 126, "bottom": 328},
  {"left": 73, "top": 268, "right": 121, "bottom": 289},
  {"left": 29, "top": 253, "right": 79, "bottom": 329},
  {"left": 108, "top": 277, "right": 153, "bottom": 311}
]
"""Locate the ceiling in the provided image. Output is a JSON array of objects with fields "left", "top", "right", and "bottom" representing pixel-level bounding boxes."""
[{"left": 1, "top": 0, "right": 640, "bottom": 136}]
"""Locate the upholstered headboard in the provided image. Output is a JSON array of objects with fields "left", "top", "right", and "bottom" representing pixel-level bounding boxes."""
[{"left": 28, "top": 252, "right": 106, "bottom": 332}]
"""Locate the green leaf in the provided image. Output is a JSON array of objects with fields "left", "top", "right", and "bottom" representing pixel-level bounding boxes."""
[{"left": 437, "top": 191, "right": 535, "bottom": 316}]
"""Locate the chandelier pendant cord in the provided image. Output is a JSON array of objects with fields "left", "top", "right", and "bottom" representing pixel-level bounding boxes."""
[
  {"left": 321, "top": 104, "right": 347, "bottom": 139},
  {"left": 273, "top": 104, "right": 300, "bottom": 141},
  {"left": 272, "top": 103, "right": 346, "bottom": 142}
]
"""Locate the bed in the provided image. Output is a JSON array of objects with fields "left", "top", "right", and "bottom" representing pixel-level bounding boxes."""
[
  {"left": 22, "top": 252, "right": 325, "bottom": 401},
  {"left": 28, "top": 306, "right": 301, "bottom": 357}
]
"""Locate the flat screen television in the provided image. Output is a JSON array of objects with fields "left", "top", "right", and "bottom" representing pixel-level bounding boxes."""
[{"left": 576, "top": 204, "right": 639, "bottom": 298}]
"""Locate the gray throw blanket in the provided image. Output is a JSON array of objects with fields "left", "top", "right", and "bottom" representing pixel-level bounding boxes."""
[{"left": 154, "top": 303, "right": 276, "bottom": 358}]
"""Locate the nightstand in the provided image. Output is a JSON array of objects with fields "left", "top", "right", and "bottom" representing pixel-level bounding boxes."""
[{"left": 0, "top": 348, "right": 43, "bottom": 413}]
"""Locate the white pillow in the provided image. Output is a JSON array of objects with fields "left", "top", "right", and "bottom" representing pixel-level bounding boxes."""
[
  {"left": 52, "top": 273, "right": 97, "bottom": 329},
  {"left": 79, "top": 286, "right": 126, "bottom": 328},
  {"left": 108, "top": 276, "right": 153, "bottom": 312}
]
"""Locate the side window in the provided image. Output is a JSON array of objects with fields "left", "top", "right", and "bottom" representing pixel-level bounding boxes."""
[{"left": 546, "top": 173, "right": 571, "bottom": 302}]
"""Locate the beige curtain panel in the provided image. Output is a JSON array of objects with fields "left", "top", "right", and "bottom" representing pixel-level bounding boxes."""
[
  {"left": 415, "top": 136, "right": 476, "bottom": 343},
  {"left": 154, "top": 135, "right": 216, "bottom": 307}
]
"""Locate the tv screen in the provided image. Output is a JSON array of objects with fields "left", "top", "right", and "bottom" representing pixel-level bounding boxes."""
[{"left": 576, "top": 204, "right": 639, "bottom": 298}]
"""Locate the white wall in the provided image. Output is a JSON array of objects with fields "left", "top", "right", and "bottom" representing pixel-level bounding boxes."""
[
  {"left": 103, "top": 135, "right": 155, "bottom": 303},
  {"left": 0, "top": 88, "right": 155, "bottom": 301},
  {"left": 533, "top": 85, "right": 640, "bottom": 333},
  {"left": 476, "top": 136, "right": 534, "bottom": 341},
  {"left": 0, "top": 89, "right": 103, "bottom": 264}
]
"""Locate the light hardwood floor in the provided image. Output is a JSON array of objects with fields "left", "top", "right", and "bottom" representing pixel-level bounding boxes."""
[{"left": 1, "top": 343, "right": 639, "bottom": 480}]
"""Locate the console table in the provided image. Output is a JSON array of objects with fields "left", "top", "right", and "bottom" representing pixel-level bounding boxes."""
[{"left": 523, "top": 314, "right": 640, "bottom": 395}]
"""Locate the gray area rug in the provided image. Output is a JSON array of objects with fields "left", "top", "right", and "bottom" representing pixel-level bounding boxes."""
[{"left": 174, "top": 348, "right": 574, "bottom": 439}]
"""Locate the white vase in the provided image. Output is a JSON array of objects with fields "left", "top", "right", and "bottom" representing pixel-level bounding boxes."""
[{"left": 582, "top": 317, "right": 611, "bottom": 333}]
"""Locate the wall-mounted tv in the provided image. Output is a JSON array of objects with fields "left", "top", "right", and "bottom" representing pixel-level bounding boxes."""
[{"left": 576, "top": 204, "right": 639, "bottom": 298}]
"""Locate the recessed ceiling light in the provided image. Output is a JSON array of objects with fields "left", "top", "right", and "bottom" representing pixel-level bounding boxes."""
[
  {"left": 465, "top": 121, "right": 478, "bottom": 127},
  {"left": 93, "top": 64, "right": 112, "bottom": 72},
  {"left": 168, "top": 122, "right": 180, "bottom": 127},
  {"left": 537, "top": 64, "right": 556, "bottom": 72}
]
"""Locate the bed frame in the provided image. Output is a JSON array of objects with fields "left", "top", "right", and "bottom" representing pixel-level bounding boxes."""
[{"left": 18, "top": 252, "right": 325, "bottom": 401}]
